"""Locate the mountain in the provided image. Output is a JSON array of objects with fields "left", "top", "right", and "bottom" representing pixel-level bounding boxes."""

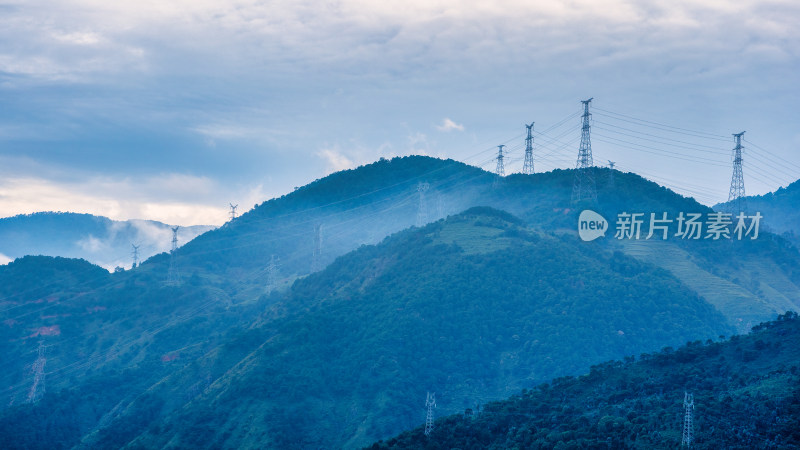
[
  {"left": 0, "top": 252, "right": 271, "bottom": 446},
  {"left": 373, "top": 312, "right": 800, "bottom": 449},
  {"left": 715, "top": 179, "right": 800, "bottom": 249},
  {"left": 0, "top": 212, "right": 215, "bottom": 270},
  {"left": 173, "top": 156, "right": 800, "bottom": 332},
  {"left": 81, "top": 208, "right": 734, "bottom": 449},
  {"left": 0, "top": 156, "right": 797, "bottom": 449}
]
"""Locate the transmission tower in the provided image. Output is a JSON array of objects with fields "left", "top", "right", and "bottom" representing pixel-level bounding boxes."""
[
  {"left": 523, "top": 122, "right": 535, "bottom": 175},
  {"left": 26, "top": 343, "right": 47, "bottom": 403},
  {"left": 166, "top": 226, "right": 180, "bottom": 286},
  {"left": 416, "top": 182, "right": 430, "bottom": 227},
  {"left": 571, "top": 98, "right": 597, "bottom": 203},
  {"left": 311, "top": 223, "right": 323, "bottom": 272},
  {"left": 229, "top": 203, "right": 238, "bottom": 221},
  {"left": 424, "top": 392, "right": 436, "bottom": 436},
  {"left": 607, "top": 160, "right": 616, "bottom": 188},
  {"left": 727, "top": 131, "right": 747, "bottom": 214},
  {"left": 682, "top": 392, "right": 694, "bottom": 447},
  {"left": 492, "top": 144, "right": 506, "bottom": 188},
  {"left": 266, "top": 254, "right": 279, "bottom": 292},
  {"left": 131, "top": 244, "right": 140, "bottom": 269},
  {"left": 436, "top": 191, "right": 444, "bottom": 220},
  {"left": 495, "top": 145, "right": 505, "bottom": 177}
]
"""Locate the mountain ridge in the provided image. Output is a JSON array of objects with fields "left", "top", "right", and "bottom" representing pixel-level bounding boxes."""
[
  {"left": 0, "top": 156, "right": 797, "bottom": 449},
  {"left": 0, "top": 211, "right": 214, "bottom": 270}
]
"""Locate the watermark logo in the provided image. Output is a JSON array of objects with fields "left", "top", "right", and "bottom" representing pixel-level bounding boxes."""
[
  {"left": 578, "top": 210, "right": 763, "bottom": 241},
  {"left": 579, "top": 210, "right": 608, "bottom": 241}
]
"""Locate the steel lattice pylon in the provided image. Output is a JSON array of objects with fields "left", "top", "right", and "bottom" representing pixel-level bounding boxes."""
[
  {"left": 523, "top": 122, "right": 535, "bottom": 175},
  {"left": 727, "top": 131, "right": 747, "bottom": 214},
  {"left": 424, "top": 392, "right": 436, "bottom": 436},
  {"left": 682, "top": 392, "right": 694, "bottom": 447},
  {"left": 166, "top": 226, "right": 180, "bottom": 286},
  {"left": 572, "top": 98, "right": 597, "bottom": 203}
]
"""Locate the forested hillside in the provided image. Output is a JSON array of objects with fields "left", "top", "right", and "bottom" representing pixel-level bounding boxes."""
[
  {"left": 0, "top": 254, "right": 272, "bottom": 447},
  {"left": 0, "top": 157, "right": 797, "bottom": 449},
  {"left": 113, "top": 208, "right": 732, "bottom": 449},
  {"left": 372, "top": 312, "right": 800, "bottom": 449},
  {"left": 166, "top": 156, "right": 800, "bottom": 332}
]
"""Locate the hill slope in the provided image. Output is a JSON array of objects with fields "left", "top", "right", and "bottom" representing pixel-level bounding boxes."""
[
  {"left": 0, "top": 158, "right": 797, "bottom": 449},
  {"left": 115, "top": 208, "right": 733, "bottom": 449},
  {"left": 373, "top": 312, "right": 800, "bottom": 449},
  {"left": 168, "top": 156, "right": 800, "bottom": 332},
  {"left": 0, "top": 253, "right": 269, "bottom": 442}
]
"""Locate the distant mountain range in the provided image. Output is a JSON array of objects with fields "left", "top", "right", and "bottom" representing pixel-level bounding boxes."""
[
  {"left": 716, "top": 179, "right": 800, "bottom": 248},
  {"left": 0, "top": 156, "right": 797, "bottom": 449},
  {"left": 0, "top": 212, "right": 215, "bottom": 270}
]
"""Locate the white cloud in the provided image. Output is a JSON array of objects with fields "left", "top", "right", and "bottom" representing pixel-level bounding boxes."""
[
  {"left": 0, "top": 0, "right": 798, "bottom": 209},
  {"left": 0, "top": 174, "right": 228, "bottom": 226},
  {"left": 0, "top": 253, "right": 12, "bottom": 265},
  {"left": 77, "top": 235, "right": 106, "bottom": 253},
  {"left": 3, "top": 0, "right": 796, "bottom": 84},
  {"left": 70, "top": 219, "right": 215, "bottom": 270},
  {"left": 317, "top": 147, "right": 356, "bottom": 173},
  {"left": 436, "top": 118, "right": 464, "bottom": 132},
  {"left": 52, "top": 31, "right": 104, "bottom": 46},
  {"left": 407, "top": 132, "right": 429, "bottom": 155}
]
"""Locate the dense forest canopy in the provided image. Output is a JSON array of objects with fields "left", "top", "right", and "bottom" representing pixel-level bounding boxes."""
[{"left": 371, "top": 312, "right": 800, "bottom": 450}]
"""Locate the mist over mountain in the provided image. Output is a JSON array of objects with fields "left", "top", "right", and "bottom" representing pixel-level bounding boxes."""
[
  {"left": 0, "top": 156, "right": 797, "bottom": 449},
  {"left": 0, "top": 212, "right": 215, "bottom": 270},
  {"left": 715, "top": 179, "right": 800, "bottom": 249},
  {"left": 174, "top": 156, "right": 799, "bottom": 332}
]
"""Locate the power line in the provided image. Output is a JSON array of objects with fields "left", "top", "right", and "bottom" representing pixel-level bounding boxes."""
[
  {"left": 741, "top": 139, "right": 800, "bottom": 180},
  {"left": 607, "top": 162, "right": 723, "bottom": 205},
  {"left": 592, "top": 127, "right": 796, "bottom": 186},
  {"left": 593, "top": 107, "right": 729, "bottom": 140},
  {"left": 593, "top": 127, "right": 729, "bottom": 159},
  {"left": 593, "top": 120, "right": 727, "bottom": 152},
  {"left": 592, "top": 134, "right": 729, "bottom": 167}
]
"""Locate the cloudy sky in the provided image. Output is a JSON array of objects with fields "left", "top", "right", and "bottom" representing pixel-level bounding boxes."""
[{"left": 1, "top": 0, "right": 798, "bottom": 225}]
